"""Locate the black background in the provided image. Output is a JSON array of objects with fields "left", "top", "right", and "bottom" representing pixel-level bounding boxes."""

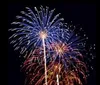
[{"left": 8, "top": 0, "right": 96, "bottom": 85}]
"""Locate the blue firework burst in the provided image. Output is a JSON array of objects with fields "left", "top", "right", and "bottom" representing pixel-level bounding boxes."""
[{"left": 9, "top": 6, "right": 65, "bottom": 55}]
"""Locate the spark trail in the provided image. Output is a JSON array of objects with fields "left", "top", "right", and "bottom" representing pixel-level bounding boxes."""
[
  {"left": 56, "top": 74, "right": 59, "bottom": 85},
  {"left": 42, "top": 38, "right": 47, "bottom": 85}
]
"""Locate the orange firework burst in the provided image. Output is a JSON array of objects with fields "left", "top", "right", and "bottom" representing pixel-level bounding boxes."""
[{"left": 51, "top": 42, "right": 69, "bottom": 56}]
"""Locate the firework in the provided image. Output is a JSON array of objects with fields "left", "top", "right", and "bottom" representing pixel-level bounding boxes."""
[
  {"left": 9, "top": 6, "right": 64, "bottom": 55},
  {"left": 9, "top": 6, "right": 95, "bottom": 85},
  {"left": 21, "top": 45, "right": 87, "bottom": 85}
]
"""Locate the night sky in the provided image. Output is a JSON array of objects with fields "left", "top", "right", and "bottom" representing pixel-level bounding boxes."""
[{"left": 8, "top": 1, "right": 96, "bottom": 85}]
